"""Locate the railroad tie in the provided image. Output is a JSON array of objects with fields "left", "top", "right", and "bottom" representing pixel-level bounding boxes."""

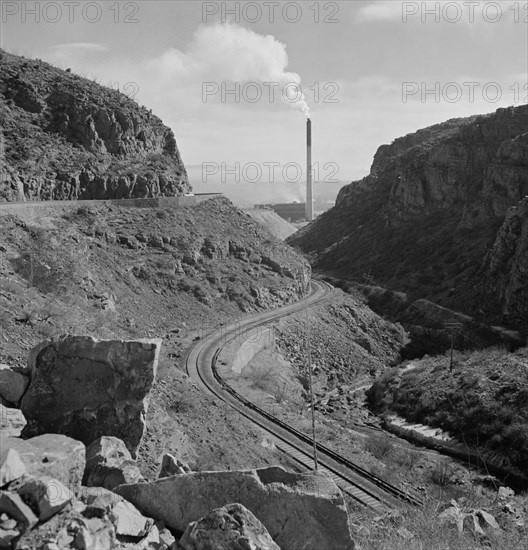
[{"left": 269, "top": 435, "right": 385, "bottom": 510}]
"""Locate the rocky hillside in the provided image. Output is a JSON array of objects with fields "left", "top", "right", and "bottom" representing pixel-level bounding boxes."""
[
  {"left": 0, "top": 50, "right": 189, "bottom": 201},
  {"left": 0, "top": 197, "right": 310, "bottom": 367},
  {"left": 290, "top": 105, "right": 528, "bottom": 332}
]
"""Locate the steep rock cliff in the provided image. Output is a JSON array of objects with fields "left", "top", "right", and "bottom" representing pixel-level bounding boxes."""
[
  {"left": 482, "top": 196, "right": 528, "bottom": 323},
  {"left": 290, "top": 105, "right": 528, "bottom": 330},
  {"left": 0, "top": 50, "right": 190, "bottom": 201}
]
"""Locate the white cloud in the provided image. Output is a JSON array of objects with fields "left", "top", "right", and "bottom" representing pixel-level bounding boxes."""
[
  {"left": 357, "top": 1, "right": 404, "bottom": 22},
  {"left": 145, "top": 23, "right": 311, "bottom": 117},
  {"left": 356, "top": 1, "right": 506, "bottom": 25},
  {"left": 51, "top": 42, "right": 109, "bottom": 53}
]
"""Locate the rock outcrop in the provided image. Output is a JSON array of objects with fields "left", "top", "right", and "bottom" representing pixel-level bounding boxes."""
[
  {"left": 0, "top": 49, "right": 190, "bottom": 202},
  {"left": 290, "top": 105, "right": 528, "bottom": 332},
  {"left": 115, "top": 466, "right": 354, "bottom": 550},
  {"left": 21, "top": 336, "right": 161, "bottom": 457},
  {"left": 482, "top": 196, "right": 528, "bottom": 324},
  {"left": 180, "top": 503, "right": 280, "bottom": 550}
]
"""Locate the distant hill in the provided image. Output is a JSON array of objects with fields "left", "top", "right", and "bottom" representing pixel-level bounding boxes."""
[
  {"left": 244, "top": 209, "right": 298, "bottom": 240},
  {"left": 289, "top": 105, "right": 528, "bottom": 332},
  {"left": 0, "top": 49, "right": 189, "bottom": 201}
]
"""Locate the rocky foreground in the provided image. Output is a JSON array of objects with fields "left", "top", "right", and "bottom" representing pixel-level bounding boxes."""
[{"left": 0, "top": 335, "right": 355, "bottom": 550}]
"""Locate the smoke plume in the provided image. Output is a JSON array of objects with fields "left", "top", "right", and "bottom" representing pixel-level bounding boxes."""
[{"left": 189, "top": 23, "right": 311, "bottom": 117}]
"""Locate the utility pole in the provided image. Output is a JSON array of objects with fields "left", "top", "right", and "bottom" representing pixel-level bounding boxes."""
[
  {"left": 305, "top": 295, "right": 318, "bottom": 471},
  {"left": 445, "top": 322, "right": 462, "bottom": 372}
]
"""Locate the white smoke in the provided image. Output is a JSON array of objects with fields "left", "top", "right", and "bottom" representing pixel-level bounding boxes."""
[{"left": 185, "top": 23, "right": 311, "bottom": 117}]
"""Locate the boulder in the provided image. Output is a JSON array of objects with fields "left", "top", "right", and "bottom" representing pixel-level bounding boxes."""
[
  {"left": 127, "top": 521, "right": 175, "bottom": 550},
  {"left": 0, "top": 448, "right": 26, "bottom": 488},
  {"left": 80, "top": 487, "right": 124, "bottom": 518},
  {"left": 21, "top": 336, "right": 162, "bottom": 457},
  {"left": 0, "top": 491, "right": 38, "bottom": 531},
  {"left": 134, "top": 523, "right": 161, "bottom": 549},
  {"left": 0, "top": 519, "right": 16, "bottom": 530},
  {"left": 109, "top": 500, "right": 152, "bottom": 538},
  {"left": 0, "top": 526, "right": 19, "bottom": 547},
  {"left": 115, "top": 466, "right": 353, "bottom": 550},
  {"left": 180, "top": 503, "right": 280, "bottom": 550},
  {"left": 158, "top": 453, "right": 190, "bottom": 478},
  {"left": 0, "top": 404, "right": 26, "bottom": 438},
  {"left": 78, "top": 487, "right": 153, "bottom": 542},
  {"left": 69, "top": 516, "right": 116, "bottom": 550},
  {"left": 157, "top": 522, "right": 176, "bottom": 548},
  {"left": 15, "top": 475, "right": 73, "bottom": 521},
  {"left": 84, "top": 436, "right": 143, "bottom": 490},
  {"left": 1, "top": 434, "right": 85, "bottom": 494},
  {"left": 0, "top": 365, "right": 28, "bottom": 405}
]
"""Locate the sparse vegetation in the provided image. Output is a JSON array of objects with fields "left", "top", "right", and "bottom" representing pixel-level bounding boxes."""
[
  {"left": 350, "top": 493, "right": 528, "bottom": 550},
  {"left": 431, "top": 459, "right": 458, "bottom": 487},
  {"left": 368, "top": 346, "right": 528, "bottom": 481},
  {"left": 394, "top": 447, "right": 422, "bottom": 470},
  {"left": 364, "top": 433, "right": 395, "bottom": 460},
  {"left": 10, "top": 229, "right": 83, "bottom": 294}
]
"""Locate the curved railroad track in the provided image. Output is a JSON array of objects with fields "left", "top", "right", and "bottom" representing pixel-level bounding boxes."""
[{"left": 186, "top": 280, "right": 423, "bottom": 510}]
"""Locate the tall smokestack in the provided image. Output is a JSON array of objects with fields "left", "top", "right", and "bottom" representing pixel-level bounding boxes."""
[{"left": 306, "top": 118, "right": 314, "bottom": 222}]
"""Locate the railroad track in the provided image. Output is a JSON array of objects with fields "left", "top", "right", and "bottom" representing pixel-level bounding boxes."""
[{"left": 186, "top": 280, "right": 423, "bottom": 510}]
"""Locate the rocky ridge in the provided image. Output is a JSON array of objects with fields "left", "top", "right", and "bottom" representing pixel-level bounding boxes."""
[
  {"left": 0, "top": 50, "right": 189, "bottom": 201},
  {"left": 290, "top": 105, "right": 528, "bottom": 332}
]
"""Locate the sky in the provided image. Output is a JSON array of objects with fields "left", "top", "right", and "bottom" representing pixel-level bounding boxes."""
[{"left": 1, "top": 0, "right": 527, "bottom": 206}]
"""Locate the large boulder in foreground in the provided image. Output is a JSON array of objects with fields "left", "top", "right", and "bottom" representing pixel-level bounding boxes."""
[
  {"left": 115, "top": 466, "right": 353, "bottom": 550},
  {"left": 180, "top": 503, "right": 280, "bottom": 550},
  {"left": 21, "top": 336, "right": 162, "bottom": 457}
]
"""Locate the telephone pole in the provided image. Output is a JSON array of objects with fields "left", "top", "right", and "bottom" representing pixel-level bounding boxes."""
[
  {"left": 445, "top": 322, "right": 462, "bottom": 372},
  {"left": 305, "top": 295, "right": 318, "bottom": 471}
]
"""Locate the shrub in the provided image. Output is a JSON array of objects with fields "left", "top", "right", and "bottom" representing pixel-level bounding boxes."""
[
  {"left": 11, "top": 234, "right": 81, "bottom": 294},
  {"left": 16, "top": 309, "right": 38, "bottom": 326},
  {"left": 431, "top": 459, "right": 457, "bottom": 487},
  {"left": 168, "top": 393, "right": 195, "bottom": 414},
  {"left": 395, "top": 447, "right": 422, "bottom": 470},
  {"left": 364, "top": 433, "right": 395, "bottom": 460}
]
